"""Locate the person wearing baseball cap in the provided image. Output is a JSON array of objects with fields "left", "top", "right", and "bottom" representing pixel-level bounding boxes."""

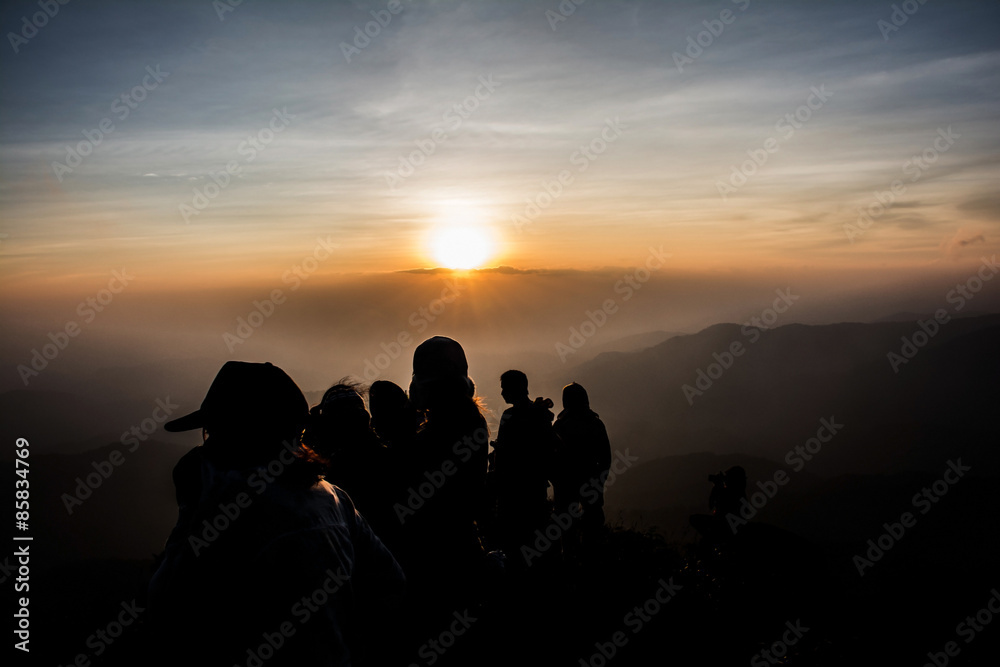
[
  {"left": 148, "top": 361, "right": 404, "bottom": 666},
  {"left": 163, "top": 360, "right": 309, "bottom": 464}
]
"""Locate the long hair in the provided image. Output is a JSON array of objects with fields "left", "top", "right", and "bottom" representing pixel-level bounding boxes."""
[{"left": 301, "top": 380, "right": 374, "bottom": 465}]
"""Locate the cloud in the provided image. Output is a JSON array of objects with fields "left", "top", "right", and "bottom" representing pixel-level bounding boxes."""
[
  {"left": 942, "top": 229, "right": 990, "bottom": 259},
  {"left": 475, "top": 266, "right": 543, "bottom": 275},
  {"left": 957, "top": 234, "right": 986, "bottom": 247},
  {"left": 959, "top": 194, "right": 1000, "bottom": 218}
]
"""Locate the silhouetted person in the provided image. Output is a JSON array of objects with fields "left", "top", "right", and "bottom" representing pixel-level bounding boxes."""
[
  {"left": 492, "top": 370, "right": 558, "bottom": 569},
  {"left": 552, "top": 382, "right": 612, "bottom": 557},
  {"left": 369, "top": 379, "right": 418, "bottom": 452},
  {"left": 402, "top": 336, "right": 491, "bottom": 609},
  {"left": 691, "top": 465, "right": 747, "bottom": 544},
  {"left": 147, "top": 361, "right": 404, "bottom": 667},
  {"left": 711, "top": 465, "right": 746, "bottom": 518},
  {"left": 302, "top": 380, "right": 397, "bottom": 542}
]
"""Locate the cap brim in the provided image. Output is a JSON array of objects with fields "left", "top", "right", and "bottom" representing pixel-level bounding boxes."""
[{"left": 163, "top": 410, "right": 205, "bottom": 432}]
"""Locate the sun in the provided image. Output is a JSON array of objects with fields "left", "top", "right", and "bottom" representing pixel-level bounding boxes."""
[{"left": 430, "top": 226, "right": 494, "bottom": 269}]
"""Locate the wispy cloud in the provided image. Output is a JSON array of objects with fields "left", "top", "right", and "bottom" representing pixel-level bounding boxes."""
[{"left": 1, "top": 0, "right": 998, "bottom": 286}]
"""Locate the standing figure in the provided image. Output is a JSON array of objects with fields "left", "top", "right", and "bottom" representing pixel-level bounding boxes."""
[
  {"left": 553, "top": 382, "right": 612, "bottom": 555},
  {"left": 492, "top": 370, "right": 559, "bottom": 569},
  {"left": 403, "top": 336, "right": 491, "bottom": 607}
]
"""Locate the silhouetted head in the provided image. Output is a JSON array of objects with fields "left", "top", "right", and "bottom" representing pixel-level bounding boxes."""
[
  {"left": 500, "top": 369, "right": 529, "bottom": 404},
  {"left": 561, "top": 382, "right": 590, "bottom": 412},
  {"left": 317, "top": 382, "right": 370, "bottom": 430},
  {"left": 304, "top": 380, "right": 376, "bottom": 463},
  {"left": 409, "top": 336, "right": 475, "bottom": 410},
  {"left": 164, "top": 361, "right": 308, "bottom": 466},
  {"left": 369, "top": 380, "right": 408, "bottom": 418},
  {"left": 369, "top": 380, "right": 416, "bottom": 441},
  {"left": 725, "top": 466, "right": 747, "bottom": 495}
]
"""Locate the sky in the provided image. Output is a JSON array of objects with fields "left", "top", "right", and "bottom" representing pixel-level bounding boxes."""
[
  {"left": 1, "top": 0, "right": 998, "bottom": 290},
  {"left": 1, "top": 0, "right": 999, "bottom": 419}
]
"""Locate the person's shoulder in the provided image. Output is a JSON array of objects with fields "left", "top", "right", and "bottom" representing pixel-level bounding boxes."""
[
  {"left": 311, "top": 479, "right": 352, "bottom": 505},
  {"left": 171, "top": 446, "right": 208, "bottom": 504},
  {"left": 499, "top": 406, "right": 518, "bottom": 424},
  {"left": 297, "top": 480, "right": 365, "bottom": 529},
  {"left": 173, "top": 445, "right": 205, "bottom": 474}
]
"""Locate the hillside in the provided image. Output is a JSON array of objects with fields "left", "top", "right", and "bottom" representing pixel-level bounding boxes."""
[{"left": 574, "top": 314, "right": 1000, "bottom": 477}]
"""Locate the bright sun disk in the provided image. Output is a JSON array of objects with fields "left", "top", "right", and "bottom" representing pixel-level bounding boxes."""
[{"left": 431, "top": 226, "right": 493, "bottom": 269}]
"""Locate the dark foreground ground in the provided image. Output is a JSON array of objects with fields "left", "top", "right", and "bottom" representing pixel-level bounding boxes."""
[{"left": 30, "top": 492, "right": 1000, "bottom": 667}]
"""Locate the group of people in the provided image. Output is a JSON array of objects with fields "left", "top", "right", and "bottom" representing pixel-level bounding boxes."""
[{"left": 146, "top": 335, "right": 612, "bottom": 666}]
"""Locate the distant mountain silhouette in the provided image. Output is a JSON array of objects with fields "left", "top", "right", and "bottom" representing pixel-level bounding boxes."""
[
  {"left": 573, "top": 314, "right": 1000, "bottom": 477},
  {"left": 871, "top": 309, "right": 991, "bottom": 322},
  {"left": 0, "top": 356, "right": 216, "bottom": 453},
  {"left": 566, "top": 330, "right": 682, "bottom": 366},
  {"left": 0, "top": 390, "right": 125, "bottom": 453}
]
